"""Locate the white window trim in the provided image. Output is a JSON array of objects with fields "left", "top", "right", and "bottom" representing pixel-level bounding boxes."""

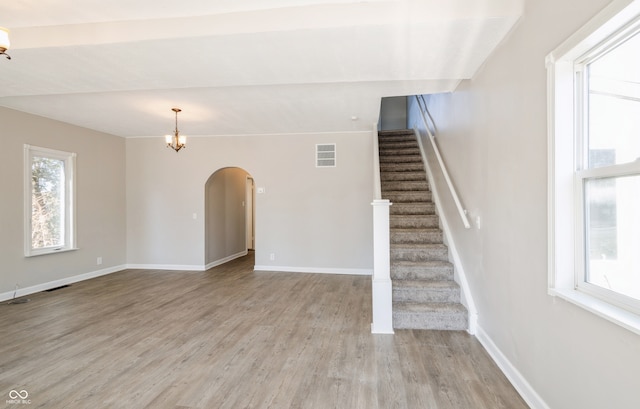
[
  {"left": 24, "top": 144, "right": 77, "bottom": 257},
  {"left": 546, "top": 0, "right": 640, "bottom": 335}
]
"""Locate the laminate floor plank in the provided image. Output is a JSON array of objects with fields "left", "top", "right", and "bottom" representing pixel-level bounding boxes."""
[{"left": 0, "top": 253, "right": 529, "bottom": 409}]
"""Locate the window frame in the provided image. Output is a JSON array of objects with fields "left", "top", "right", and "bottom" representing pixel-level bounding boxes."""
[
  {"left": 24, "top": 144, "right": 77, "bottom": 257},
  {"left": 547, "top": 0, "right": 640, "bottom": 334}
]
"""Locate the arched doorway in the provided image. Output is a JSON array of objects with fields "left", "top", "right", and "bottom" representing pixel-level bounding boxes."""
[{"left": 204, "top": 167, "right": 255, "bottom": 268}]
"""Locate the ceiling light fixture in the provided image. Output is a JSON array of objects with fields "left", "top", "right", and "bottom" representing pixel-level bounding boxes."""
[
  {"left": 0, "top": 27, "right": 10, "bottom": 60},
  {"left": 165, "top": 108, "right": 186, "bottom": 152}
]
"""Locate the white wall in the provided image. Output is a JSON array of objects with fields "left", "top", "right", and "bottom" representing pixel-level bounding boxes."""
[
  {"left": 126, "top": 132, "right": 374, "bottom": 274},
  {"left": 0, "top": 107, "right": 126, "bottom": 298},
  {"left": 408, "top": 0, "right": 640, "bottom": 408}
]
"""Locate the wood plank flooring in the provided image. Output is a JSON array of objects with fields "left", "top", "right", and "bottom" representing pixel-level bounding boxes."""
[{"left": 0, "top": 253, "right": 528, "bottom": 409}]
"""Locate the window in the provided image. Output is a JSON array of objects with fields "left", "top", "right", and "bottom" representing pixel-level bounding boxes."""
[
  {"left": 24, "top": 145, "right": 76, "bottom": 257},
  {"left": 547, "top": 0, "right": 640, "bottom": 333}
]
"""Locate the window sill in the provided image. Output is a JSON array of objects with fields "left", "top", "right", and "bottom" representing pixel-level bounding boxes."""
[
  {"left": 549, "top": 288, "right": 640, "bottom": 336},
  {"left": 25, "top": 247, "right": 79, "bottom": 258}
]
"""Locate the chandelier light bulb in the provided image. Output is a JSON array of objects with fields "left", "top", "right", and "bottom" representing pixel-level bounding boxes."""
[{"left": 0, "top": 27, "right": 11, "bottom": 60}]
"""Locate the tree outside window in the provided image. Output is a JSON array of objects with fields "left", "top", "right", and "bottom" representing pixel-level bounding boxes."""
[{"left": 24, "top": 145, "right": 76, "bottom": 257}]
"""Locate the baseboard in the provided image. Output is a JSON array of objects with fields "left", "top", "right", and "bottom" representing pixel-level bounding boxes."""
[
  {"left": 125, "top": 251, "right": 249, "bottom": 272},
  {"left": 254, "top": 265, "right": 372, "bottom": 276},
  {"left": 0, "top": 264, "right": 126, "bottom": 303},
  {"left": 205, "top": 251, "right": 248, "bottom": 270},
  {"left": 476, "top": 326, "right": 551, "bottom": 409}
]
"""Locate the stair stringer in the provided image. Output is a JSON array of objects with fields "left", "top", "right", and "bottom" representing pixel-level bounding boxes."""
[{"left": 412, "top": 127, "right": 478, "bottom": 335}]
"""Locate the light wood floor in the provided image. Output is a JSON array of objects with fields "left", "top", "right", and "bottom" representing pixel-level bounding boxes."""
[{"left": 0, "top": 253, "right": 528, "bottom": 409}]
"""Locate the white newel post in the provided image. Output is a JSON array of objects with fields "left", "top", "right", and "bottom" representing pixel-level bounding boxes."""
[{"left": 371, "top": 199, "right": 394, "bottom": 334}]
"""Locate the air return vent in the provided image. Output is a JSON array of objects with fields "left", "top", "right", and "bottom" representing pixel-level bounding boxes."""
[{"left": 316, "top": 143, "right": 336, "bottom": 167}]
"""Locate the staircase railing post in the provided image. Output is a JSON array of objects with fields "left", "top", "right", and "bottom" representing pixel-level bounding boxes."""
[
  {"left": 372, "top": 125, "right": 393, "bottom": 334},
  {"left": 371, "top": 199, "right": 394, "bottom": 334}
]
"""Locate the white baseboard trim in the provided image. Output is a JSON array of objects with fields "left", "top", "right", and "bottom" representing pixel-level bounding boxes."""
[
  {"left": 205, "top": 251, "right": 248, "bottom": 270},
  {"left": 125, "top": 251, "right": 250, "bottom": 272},
  {"left": 0, "top": 264, "right": 126, "bottom": 303},
  {"left": 476, "top": 326, "right": 550, "bottom": 409},
  {"left": 254, "top": 265, "right": 372, "bottom": 276}
]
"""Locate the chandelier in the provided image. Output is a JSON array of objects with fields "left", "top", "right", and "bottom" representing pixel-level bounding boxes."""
[
  {"left": 0, "top": 27, "right": 10, "bottom": 60},
  {"left": 165, "top": 108, "right": 186, "bottom": 152}
]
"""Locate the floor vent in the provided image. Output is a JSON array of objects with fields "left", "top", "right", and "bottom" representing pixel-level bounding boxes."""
[{"left": 316, "top": 143, "right": 336, "bottom": 167}]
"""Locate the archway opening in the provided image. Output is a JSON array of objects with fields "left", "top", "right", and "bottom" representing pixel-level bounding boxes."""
[{"left": 204, "top": 167, "right": 255, "bottom": 268}]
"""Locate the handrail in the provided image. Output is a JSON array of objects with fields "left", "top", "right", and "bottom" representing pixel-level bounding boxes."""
[
  {"left": 372, "top": 124, "right": 382, "bottom": 200},
  {"left": 415, "top": 95, "right": 471, "bottom": 229}
]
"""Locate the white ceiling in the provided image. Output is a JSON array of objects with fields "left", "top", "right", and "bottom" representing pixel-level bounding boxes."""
[{"left": 0, "top": 0, "right": 522, "bottom": 138}]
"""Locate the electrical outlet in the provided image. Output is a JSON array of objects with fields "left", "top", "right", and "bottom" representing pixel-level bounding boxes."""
[
  {"left": 270, "top": 253, "right": 275, "bottom": 261},
  {"left": 97, "top": 257, "right": 102, "bottom": 265}
]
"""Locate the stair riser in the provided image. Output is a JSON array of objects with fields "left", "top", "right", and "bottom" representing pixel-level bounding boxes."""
[
  {"left": 391, "top": 267, "right": 454, "bottom": 281},
  {"left": 379, "top": 155, "right": 423, "bottom": 164},
  {"left": 391, "top": 231, "right": 442, "bottom": 244},
  {"left": 378, "top": 132, "right": 416, "bottom": 142},
  {"left": 393, "top": 287, "right": 460, "bottom": 303},
  {"left": 393, "top": 311, "right": 468, "bottom": 330},
  {"left": 390, "top": 216, "right": 439, "bottom": 229},
  {"left": 378, "top": 139, "right": 416, "bottom": 146},
  {"left": 379, "top": 142, "right": 419, "bottom": 150},
  {"left": 381, "top": 172, "right": 426, "bottom": 182},
  {"left": 391, "top": 248, "right": 449, "bottom": 262},
  {"left": 382, "top": 181, "right": 429, "bottom": 191},
  {"left": 380, "top": 163, "right": 424, "bottom": 172},
  {"left": 379, "top": 149, "right": 421, "bottom": 157},
  {"left": 383, "top": 192, "right": 432, "bottom": 202},
  {"left": 379, "top": 129, "right": 414, "bottom": 134},
  {"left": 389, "top": 204, "right": 435, "bottom": 215}
]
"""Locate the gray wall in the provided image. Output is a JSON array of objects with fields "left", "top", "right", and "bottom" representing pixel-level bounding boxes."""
[
  {"left": 408, "top": 0, "right": 640, "bottom": 408},
  {"left": 126, "top": 132, "right": 374, "bottom": 273},
  {"left": 0, "top": 107, "right": 126, "bottom": 296},
  {"left": 1, "top": 106, "right": 373, "bottom": 297},
  {"left": 380, "top": 96, "right": 407, "bottom": 130}
]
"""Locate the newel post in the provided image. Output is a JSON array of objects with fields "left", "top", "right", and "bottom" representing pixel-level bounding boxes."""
[{"left": 371, "top": 199, "right": 394, "bottom": 334}]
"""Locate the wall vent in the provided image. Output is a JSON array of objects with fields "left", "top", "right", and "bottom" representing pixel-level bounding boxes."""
[{"left": 316, "top": 143, "right": 336, "bottom": 167}]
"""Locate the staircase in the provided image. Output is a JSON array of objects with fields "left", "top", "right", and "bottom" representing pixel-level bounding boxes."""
[{"left": 378, "top": 129, "right": 467, "bottom": 330}]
